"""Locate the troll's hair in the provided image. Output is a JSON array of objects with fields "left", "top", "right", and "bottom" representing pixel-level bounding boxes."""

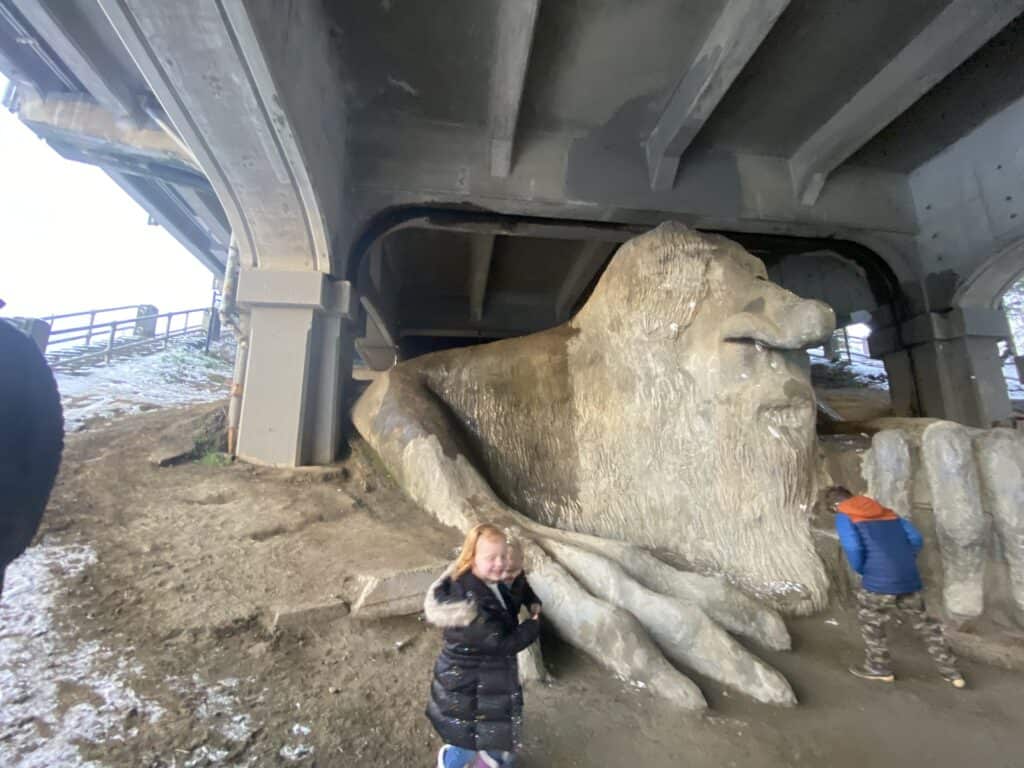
[{"left": 454, "top": 523, "right": 507, "bottom": 578}]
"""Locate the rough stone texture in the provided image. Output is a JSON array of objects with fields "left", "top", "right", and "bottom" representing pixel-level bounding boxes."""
[
  {"left": 974, "top": 429, "right": 1024, "bottom": 620},
  {"left": 947, "top": 629, "right": 1024, "bottom": 672},
  {"left": 354, "top": 223, "right": 835, "bottom": 708},
  {"left": 922, "top": 422, "right": 988, "bottom": 621},
  {"left": 517, "top": 635, "right": 547, "bottom": 685},
  {"left": 834, "top": 420, "right": 1024, "bottom": 631},
  {"left": 267, "top": 599, "right": 350, "bottom": 632},
  {"left": 349, "top": 562, "right": 449, "bottom": 619},
  {"left": 148, "top": 405, "right": 228, "bottom": 467},
  {"left": 863, "top": 429, "right": 913, "bottom": 519}
]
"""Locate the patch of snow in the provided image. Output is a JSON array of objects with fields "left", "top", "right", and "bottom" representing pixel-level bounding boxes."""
[
  {"left": 279, "top": 743, "right": 314, "bottom": 761},
  {"left": 0, "top": 543, "right": 164, "bottom": 767},
  {"left": 56, "top": 338, "right": 233, "bottom": 431},
  {"left": 184, "top": 745, "right": 231, "bottom": 767},
  {"left": 278, "top": 722, "right": 314, "bottom": 762},
  {"left": 182, "top": 673, "right": 258, "bottom": 744}
]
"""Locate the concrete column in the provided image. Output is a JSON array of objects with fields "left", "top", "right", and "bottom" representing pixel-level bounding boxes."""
[
  {"left": 870, "top": 306, "right": 1012, "bottom": 427},
  {"left": 878, "top": 348, "right": 918, "bottom": 416},
  {"left": 235, "top": 270, "right": 354, "bottom": 467}
]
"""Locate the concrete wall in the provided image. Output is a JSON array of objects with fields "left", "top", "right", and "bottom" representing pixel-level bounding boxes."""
[
  {"left": 911, "top": 95, "right": 1024, "bottom": 308},
  {"left": 767, "top": 250, "right": 880, "bottom": 323}
]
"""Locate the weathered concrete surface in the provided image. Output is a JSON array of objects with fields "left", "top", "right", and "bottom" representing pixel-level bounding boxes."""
[
  {"left": 148, "top": 405, "right": 227, "bottom": 467},
  {"left": 354, "top": 224, "right": 834, "bottom": 707},
  {"left": 267, "top": 599, "right": 350, "bottom": 632},
  {"left": 863, "top": 429, "right": 913, "bottom": 519},
  {"left": 975, "top": 429, "right": 1024, "bottom": 621},
  {"left": 518, "top": 638, "right": 547, "bottom": 686},
  {"left": 922, "top": 422, "right": 988, "bottom": 622},
  {"left": 349, "top": 561, "right": 449, "bottom": 620},
  {"left": 947, "top": 629, "right": 1024, "bottom": 672},
  {"left": 17, "top": 92, "right": 198, "bottom": 169},
  {"left": 235, "top": 271, "right": 354, "bottom": 467},
  {"left": 543, "top": 538, "right": 795, "bottom": 705}
]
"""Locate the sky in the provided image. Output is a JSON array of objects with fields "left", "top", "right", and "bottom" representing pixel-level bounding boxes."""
[{"left": 0, "top": 75, "right": 215, "bottom": 321}]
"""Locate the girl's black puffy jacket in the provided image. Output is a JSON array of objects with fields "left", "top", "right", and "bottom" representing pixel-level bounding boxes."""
[{"left": 423, "top": 568, "right": 540, "bottom": 752}]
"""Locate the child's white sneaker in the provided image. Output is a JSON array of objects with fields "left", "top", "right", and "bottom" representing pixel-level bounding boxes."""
[{"left": 849, "top": 665, "right": 894, "bottom": 682}]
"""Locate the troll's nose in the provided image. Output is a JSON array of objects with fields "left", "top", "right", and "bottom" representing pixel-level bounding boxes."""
[{"left": 721, "top": 297, "right": 835, "bottom": 350}]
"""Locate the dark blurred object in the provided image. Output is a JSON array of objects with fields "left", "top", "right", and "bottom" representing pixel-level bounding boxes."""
[{"left": 0, "top": 306, "right": 64, "bottom": 595}]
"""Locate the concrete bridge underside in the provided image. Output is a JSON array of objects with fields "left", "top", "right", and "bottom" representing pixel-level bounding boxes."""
[{"left": 3, "top": 0, "right": 1024, "bottom": 464}]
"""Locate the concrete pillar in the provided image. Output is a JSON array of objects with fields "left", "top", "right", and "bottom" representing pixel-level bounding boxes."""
[
  {"left": 236, "top": 270, "right": 355, "bottom": 466},
  {"left": 355, "top": 312, "right": 398, "bottom": 371},
  {"left": 870, "top": 305, "right": 1012, "bottom": 427},
  {"left": 878, "top": 348, "right": 918, "bottom": 416},
  {"left": 823, "top": 332, "right": 842, "bottom": 363}
]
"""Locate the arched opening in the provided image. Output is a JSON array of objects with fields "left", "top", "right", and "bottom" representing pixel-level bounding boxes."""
[{"left": 345, "top": 208, "right": 904, "bottom": 423}]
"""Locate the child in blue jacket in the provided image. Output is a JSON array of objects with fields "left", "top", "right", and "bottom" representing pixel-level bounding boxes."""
[{"left": 827, "top": 486, "right": 965, "bottom": 687}]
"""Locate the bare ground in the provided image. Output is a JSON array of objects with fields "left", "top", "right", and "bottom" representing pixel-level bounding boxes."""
[{"left": 3, "top": 403, "right": 1024, "bottom": 767}]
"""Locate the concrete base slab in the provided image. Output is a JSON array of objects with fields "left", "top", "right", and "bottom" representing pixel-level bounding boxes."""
[
  {"left": 266, "top": 599, "right": 351, "bottom": 632},
  {"left": 148, "top": 405, "right": 227, "bottom": 466},
  {"left": 349, "top": 561, "right": 449, "bottom": 619}
]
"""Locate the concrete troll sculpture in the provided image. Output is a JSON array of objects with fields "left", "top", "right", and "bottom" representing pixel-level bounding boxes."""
[
  {"left": 354, "top": 223, "right": 837, "bottom": 709},
  {"left": 862, "top": 424, "right": 1024, "bottom": 629}
]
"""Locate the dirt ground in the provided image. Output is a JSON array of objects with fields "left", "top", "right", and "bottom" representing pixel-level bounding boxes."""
[{"left": 4, "top": 403, "right": 1024, "bottom": 767}]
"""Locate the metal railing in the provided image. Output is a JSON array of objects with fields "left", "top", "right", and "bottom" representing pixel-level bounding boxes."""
[
  {"left": 45, "top": 304, "right": 210, "bottom": 369},
  {"left": 808, "top": 329, "right": 1024, "bottom": 399}
]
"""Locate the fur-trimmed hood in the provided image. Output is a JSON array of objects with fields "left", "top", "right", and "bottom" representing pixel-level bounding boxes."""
[{"left": 423, "top": 564, "right": 479, "bottom": 628}]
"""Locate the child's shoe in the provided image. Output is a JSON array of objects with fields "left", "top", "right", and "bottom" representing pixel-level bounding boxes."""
[
  {"left": 438, "top": 745, "right": 476, "bottom": 768},
  {"left": 849, "top": 665, "right": 894, "bottom": 682}
]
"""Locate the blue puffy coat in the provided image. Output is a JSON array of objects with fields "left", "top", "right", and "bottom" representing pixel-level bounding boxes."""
[{"left": 835, "top": 495, "right": 924, "bottom": 594}]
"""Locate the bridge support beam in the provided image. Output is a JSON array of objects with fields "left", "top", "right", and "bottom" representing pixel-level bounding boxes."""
[
  {"left": 236, "top": 271, "right": 355, "bottom": 466},
  {"left": 870, "top": 306, "right": 1012, "bottom": 427}
]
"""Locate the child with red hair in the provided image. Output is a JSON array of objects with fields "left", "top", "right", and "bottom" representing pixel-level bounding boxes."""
[{"left": 424, "top": 524, "right": 541, "bottom": 768}]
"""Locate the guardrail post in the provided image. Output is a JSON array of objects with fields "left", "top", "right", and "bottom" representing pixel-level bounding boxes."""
[
  {"left": 135, "top": 304, "right": 159, "bottom": 337},
  {"left": 85, "top": 310, "right": 97, "bottom": 346},
  {"left": 164, "top": 315, "right": 172, "bottom": 349},
  {"left": 15, "top": 318, "right": 52, "bottom": 352},
  {"left": 106, "top": 320, "right": 117, "bottom": 363},
  {"left": 205, "top": 290, "right": 220, "bottom": 349}
]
